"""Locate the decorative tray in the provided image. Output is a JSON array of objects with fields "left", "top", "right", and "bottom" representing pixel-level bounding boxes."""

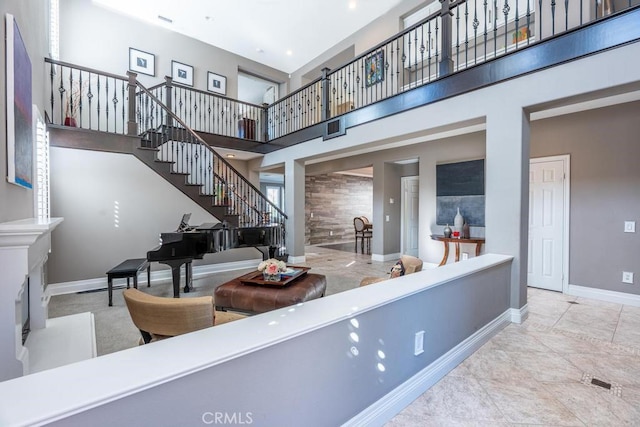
[{"left": 240, "top": 266, "right": 309, "bottom": 287}]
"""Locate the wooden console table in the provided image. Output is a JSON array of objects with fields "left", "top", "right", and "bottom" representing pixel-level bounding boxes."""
[{"left": 430, "top": 235, "right": 485, "bottom": 266}]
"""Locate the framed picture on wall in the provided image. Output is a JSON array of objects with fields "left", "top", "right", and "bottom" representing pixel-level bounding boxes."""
[
  {"left": 207, "top": 72, "right": 227, "bottom": 95},
  {"left": 365, "top": 51, "right": 384, "bottom": 87},
  {"left": 5, "top": 14, "right": 33, "bottom": 189},
  {"left": 172, "top": 60, "right": 194, "bottom": 86},
  {"left": 128, "top": 47, "right": 155, "bottom": 76}
]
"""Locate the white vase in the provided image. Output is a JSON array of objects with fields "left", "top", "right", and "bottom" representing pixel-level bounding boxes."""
[{"left": 454, "top": 207, "right": 464, "bottom": 232}]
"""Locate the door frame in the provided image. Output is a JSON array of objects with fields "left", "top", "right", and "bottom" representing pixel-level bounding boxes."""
[
  {"left": 529, "top": 154, "right": 571, "bottom": 293},
  {"left": 401, "top": 176, "right": 419, "bottom": 257}
]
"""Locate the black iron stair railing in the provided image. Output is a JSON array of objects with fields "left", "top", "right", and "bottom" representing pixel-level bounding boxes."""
[
  {"left": 45, "top": 58, "right": 287, "bottom": 250},
  {"left": 45, "top": 0, "right": 638, "bottom": 146},
  {"left": 134, "top": 77, "right": 288, "bottom": 234}
]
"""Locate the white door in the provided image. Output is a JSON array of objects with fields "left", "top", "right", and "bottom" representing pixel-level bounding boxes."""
[
  {"left": 528, "top": 157, "right": 568, "bottom": 292},
  {"left": 402, "top": 177, "right": 419, "bottom": 257}
]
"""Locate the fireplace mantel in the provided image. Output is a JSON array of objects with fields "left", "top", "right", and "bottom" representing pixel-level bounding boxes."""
[{"left": 0, "top": 217, "right": 63, "bottom": 381}]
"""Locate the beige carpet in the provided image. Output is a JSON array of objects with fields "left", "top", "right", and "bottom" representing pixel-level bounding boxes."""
[{"left": 48, "top": 245, "right": 395, "bottom": 356}]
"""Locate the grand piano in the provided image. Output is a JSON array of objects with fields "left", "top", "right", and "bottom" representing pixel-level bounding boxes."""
[{"left": 147, "top": 216, "right": 234, "bottom": 298}]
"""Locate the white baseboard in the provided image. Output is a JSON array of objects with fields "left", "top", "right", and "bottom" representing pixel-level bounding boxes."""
[
  {"left": 344, "top": 308, "right": 512, "bottom": 427},
  {"left": 567, "top": 284, "right": 640, "bottom": 307},
  {"left": 288, "top": 255, "right": 306, "bottom": 264},
  {"left": 510, "top": 303, "right": 529, "bottom": 324},
  {"left": 371, "top": 252, "right": 402, "bottom": 262},
  {"left": 46, "top": 259, "right": 262, "bottom": 297}
]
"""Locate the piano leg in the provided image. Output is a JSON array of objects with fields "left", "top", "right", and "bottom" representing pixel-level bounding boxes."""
[
  {"left": 184, "top": 262, "right": 192, "bottom": 293},
  {"left": 159, "top": 259, "right": 192, "bottom": 298},
  {"left": 170, "top": 265, "right": 181, "bottom": 298}
]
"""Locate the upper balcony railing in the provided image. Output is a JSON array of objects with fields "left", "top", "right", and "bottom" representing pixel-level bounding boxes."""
[{"left": 45, "top": 0, "right": 636, "bottom": 145}]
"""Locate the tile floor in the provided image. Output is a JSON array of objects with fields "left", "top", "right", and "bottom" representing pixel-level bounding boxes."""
[{"left": 386, "top": 287, "right": 640, "bottom": 426}]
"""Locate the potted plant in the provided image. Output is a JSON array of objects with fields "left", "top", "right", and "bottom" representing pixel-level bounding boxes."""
[
  {"left": 257, "top": 258, "right": 287, "bottom": 281},
  {"left": 64, "top": 80, "right": 86, "bottom": 127}
]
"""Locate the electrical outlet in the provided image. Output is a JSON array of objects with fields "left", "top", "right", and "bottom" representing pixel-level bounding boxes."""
[
  {"left": 461, "top": 252, "right": 469, "bottom": 260},
  {"left": 414, "top": 331, "right": 425, "bottom": 356},
  {"left": 622, "top": 272, "right": 634, "bottom": 284},
  {"left": 624, "top": 221, "right": 636, "bottom": 233},
  {"left": 329, "top": 231, "right": 333, "bottom": 236},
  {"left": 385, "top": 215, "right": 390, "bottom": 222},
  {"left": 310, "top": 212, "right": 313, "bottom": 218}
]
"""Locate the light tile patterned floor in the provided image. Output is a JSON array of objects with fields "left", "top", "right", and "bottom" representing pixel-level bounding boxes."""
[{"left": 386, "top": 287, "right": 640, "bottom": 426}]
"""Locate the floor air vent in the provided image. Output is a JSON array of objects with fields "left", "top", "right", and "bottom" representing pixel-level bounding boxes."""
[
  {"left": 591, "top": 378, "right": 612, "bottom": 389},
  {"left": 581, "top": 373, "right": 622, "bottom": 396}
]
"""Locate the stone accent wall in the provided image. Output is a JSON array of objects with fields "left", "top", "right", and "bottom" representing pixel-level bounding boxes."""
[{"left": 305, "top": 173, "right": 373, "bottom": 245}]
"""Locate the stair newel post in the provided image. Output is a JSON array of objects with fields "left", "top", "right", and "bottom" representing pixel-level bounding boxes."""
[
  {"left": 321, "top": 67, "right": 331, "bottom": 121},
  {"left": 439, "top": 0, "right": 455, "bottom": 76},
  {"left": 164, "top": 76, "right": 174, "bottom": 128},
  {"left": 126, "top": 71, "right": 138, "bottom": 136}
]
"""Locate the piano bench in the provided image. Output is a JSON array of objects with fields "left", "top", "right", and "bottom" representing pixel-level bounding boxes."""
[{"left": 107, "top": 258, "right": 151, "bottom": 306}]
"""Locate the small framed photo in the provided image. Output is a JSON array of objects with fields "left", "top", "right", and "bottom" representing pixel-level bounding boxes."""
[
  {"left": 207, "top": 72, "right": 227, "bottom": 95},
  {"left": 172, "top": 60, "right": 194, "bottom": 86},
  {"left": 129, "top": 48, "right": 155, "bottom": 76},
  {"left": 365, "top": 51, "right": 384, "bottom": 87}
]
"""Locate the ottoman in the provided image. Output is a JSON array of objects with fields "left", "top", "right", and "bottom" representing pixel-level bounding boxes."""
[{"left": 214, "top": 272, "right": 327, "bottom": 314}]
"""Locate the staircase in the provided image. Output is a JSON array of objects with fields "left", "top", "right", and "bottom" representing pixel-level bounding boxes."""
[
  {"left": 45, "top": 59, "right": 287, "bottom": 253},
  {"left": 134, "top": 86, "right": 287, "bottom": 250}
]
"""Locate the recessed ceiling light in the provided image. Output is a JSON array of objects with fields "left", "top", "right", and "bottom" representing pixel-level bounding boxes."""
[
  {"left": 349, "top": 1, "right": 357, "bottom": 10},
  {"left": 256, "top": 48, "right": 264, "bottom": 53},
  {"left": 286, "top": 49, "right": 293, "bottom": 56},
  {"left": 226, "top": 154, "right": 236, "bottom": 158}
]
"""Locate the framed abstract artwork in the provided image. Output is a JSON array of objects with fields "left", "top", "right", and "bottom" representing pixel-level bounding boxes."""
[
  {"left": 129, "top": 48, "right": 155, "bottom": 76},
  {"left": 172, "top": 60, "right": 194, "bottom": 86},
  {"left": 207, "top": 72, "right": 227, "bottom": 95},
  {"left": 436, "top": 159, "right": 485, "bottom": 226},
  {"left": 365, "top": 51, "right": 384, "bottom": 87},
  {"left": 5, "top": 14, "right": 33, "bottom": 189}
]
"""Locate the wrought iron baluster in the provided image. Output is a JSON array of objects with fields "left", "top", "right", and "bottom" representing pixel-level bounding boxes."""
[
  {"left": 464, "top": 0, "right": 470, "bottom": 68},
  {"left": 112, "top": 77, "right": 119, "bottom": 132},
  {"left": 484, "top": 0, "right": 489, "bottom": 59},
  {"left": 434, "top": 19, "right": 439, "bottom": 78},
  {"left": 87, "top": 72, "right": 93, "bottom": 129},
  {"left": 473, "top": 0, "right": 480, "bottom": 64},
  {"left": 503, "top": 0, "right": 511, "bottom": 54},
  {"left": 526, "top": 0, "right": 532, "bottom": 45},
  {"left": 57, "top": 66, "right": 65, "bottom": 124},
  {"left": 105, "top": 77, "right": 110, "bottom": 132},
  {"left": 97, "top": 76, "right": 101, "bottom": 130},
  {"left": 565, "top": 0, "right": 569, "bottom": 31},
  {"left": 551, "top": 0, "right": 557, "bottom": 35},
  {"left": 515, "top": 0, "right": 520, "bottom": 49}
]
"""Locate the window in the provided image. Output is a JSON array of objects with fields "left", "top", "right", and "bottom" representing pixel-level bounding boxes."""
[
  {"left": 33, "top": 107, "right": 50, "bottom": 220},
  {"left": 49, "top": 0, "right": 60, "bottom": 60}
]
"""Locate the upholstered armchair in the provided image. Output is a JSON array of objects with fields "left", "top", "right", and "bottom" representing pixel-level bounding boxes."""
[
  {"left": 359, "top": 255, "right": 424, "bottom": 287},
  {"left": 123, "top": 288, "right": 244, "bottom": 344}
]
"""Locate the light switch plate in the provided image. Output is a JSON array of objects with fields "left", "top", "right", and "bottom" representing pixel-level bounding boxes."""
[
  {"left": 624, "top": 221, "right": 636, "bottom": 233},
  {"left": 414, "top": 331, "right": 425, "bottom": 356},
  {"left": 622, "top": 272, "right": 634, "bottom": 284}
]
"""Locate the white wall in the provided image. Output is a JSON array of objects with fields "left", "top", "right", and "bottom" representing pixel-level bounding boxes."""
[
  {"left": 59, "top": 0, "right": 289, "bottom": 98},
  {"left": 48, "top": 147, "right": 219, "bottom": 283}
]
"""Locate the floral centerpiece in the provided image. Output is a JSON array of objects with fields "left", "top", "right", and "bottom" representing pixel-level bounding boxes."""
[{"left": 258, "top": 258, "right": 287, "bottom": 281}]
